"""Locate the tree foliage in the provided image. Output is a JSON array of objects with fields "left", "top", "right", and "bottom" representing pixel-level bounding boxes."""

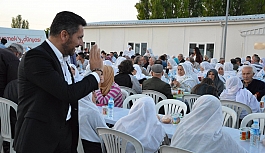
[
  {"left": 135, "top": 0, "right": 265, "bottom": 20},
  {"left": 11, "top": 15, "right": 29, "bottom": 29}
]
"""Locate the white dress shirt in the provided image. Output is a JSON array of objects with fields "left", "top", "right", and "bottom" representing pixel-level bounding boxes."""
[{"left": 46, "top": 39, "right": 100, "bottom": 120}]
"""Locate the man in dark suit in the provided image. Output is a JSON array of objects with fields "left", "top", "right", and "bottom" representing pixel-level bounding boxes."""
[
  {"left": 14, "top": 11, "right": 103, "bottom": 153},
  {"left": 142, "top": 64, "right": 173, "bottom": 99}
]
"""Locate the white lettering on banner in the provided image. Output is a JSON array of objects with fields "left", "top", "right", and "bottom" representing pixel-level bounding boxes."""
[{"left": 0, "top": 35, "right": 43, "bottom": 44}]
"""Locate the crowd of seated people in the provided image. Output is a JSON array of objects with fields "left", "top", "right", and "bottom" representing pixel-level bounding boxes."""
[{"left": 3, "top": 42, "right": 265, "bottom": 153}]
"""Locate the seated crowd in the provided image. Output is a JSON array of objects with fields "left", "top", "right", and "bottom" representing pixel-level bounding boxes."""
[{"left": 2, "top": 43, "right": 265, "bottom": 153}]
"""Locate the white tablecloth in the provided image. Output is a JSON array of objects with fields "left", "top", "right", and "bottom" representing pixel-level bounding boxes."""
[{"left": 97, "top": 106, "right": 265, "bottom": 152}]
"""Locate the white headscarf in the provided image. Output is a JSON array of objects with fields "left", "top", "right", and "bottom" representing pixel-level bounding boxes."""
[
  {"left": 123, "top": 45, "right": 135, "bottom": 58},
  {"left": 220, "top": 76, "right": 260, "bottom": 119},
  {"left": 176, "top": 63, "right": 197, "bottom": 91},
  {"left": 69, "top": 64, "right": 83, "bottom": 82},
  {"left": 210, "top": 58, "right": 218, "bottom": 68},
  {"left": 114, "top": 97, "right": 165, "bottom": 153},
  {"left": 200, "top": 61, "right": 213, "bottom": 77},
  {"left": 144, "top": 48, "right": 154, "bottom": 57},
  {"left": 171, "top": 95, "right": 247, "bottom": 153},
  {"left": 215, "top": 63, "right": 223, "bottom": 72},
  {"left": 223, "top": 62, "right": 236, "bottom": 80},
  {"left": 133, "top": 64, "right": 146, "bottom": 80},
  {"left": 167, "top": 59, "right": 178, "bottom": 67},
  {"left": 183, "top": 62, "right": 200, "bottom": 84},
  {"left": 224, "top": 62, "right": 233, "bottom": 71},
  {"left": 114, "top": 57, "right": 126, "bottom": 67},
  {"left": 215, "top": 63, "right": 226, "bottom": 83},
  {"left": 103, "top": 60, "right": 113, "bottom": 66}
]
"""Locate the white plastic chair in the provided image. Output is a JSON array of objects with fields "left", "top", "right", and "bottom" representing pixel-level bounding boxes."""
[
  {"left": 222, "top": 106, "right": 237, "bottom": 128},
  {"left": 240, "top": 113, "right": 265, "bottom": 135},
  {"left": 156, "top": 99, "right": 187, "bottom": 116},
  {"left": 160, "top": 145, "right": 193, "bottom": 153},
  {"left": 142, "top": 90, "right": 167, "bottom": 104},
  {"left": 122, "top": 94, "right": 149, "bottom": 109},
  {"left": 182, "top": 94, "right": 200, "bottom": 112},
  {"left": 220, "top": 100, "right": 252, "bottom": 129},
  {"left": 97, "top": 127, "right": 144, "bottom": 153},
  {"left": 120, "top": 89, "right": 129, "bottom": 102},
  {"left": 119, "top": 86, "right": 137, "bottom": 95},
  {"left": 0, "top": 97, "right": 17, "bottom": 153}
]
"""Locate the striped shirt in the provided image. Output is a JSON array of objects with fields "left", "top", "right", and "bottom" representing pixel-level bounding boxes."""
[
  {"left": 95, "top": 83, "right": 123, "bottom": 107},
  {"left": 251, "top": 63, "right": 263, "bottom": 72}
]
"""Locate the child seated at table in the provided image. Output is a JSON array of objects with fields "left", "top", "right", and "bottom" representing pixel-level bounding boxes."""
[
  {"left": 170, "top": 95, "right": 247, "bottom": 153},
  {"left": 113, "top": 97, "right": 165, "bottom": 153}
]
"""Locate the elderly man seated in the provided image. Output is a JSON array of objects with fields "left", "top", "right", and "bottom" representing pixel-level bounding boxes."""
[
  {"left": 142, "top": 64, "right": 173, "bottom": 99},
  {"left": 242, "top": 65, "right": 265, "bottom": 101}
]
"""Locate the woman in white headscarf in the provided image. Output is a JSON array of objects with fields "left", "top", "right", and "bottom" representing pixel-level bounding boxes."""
[
  {"left": 171, "top": 95, "right": 248, "bottom": 153},
  {"left": 69, "top": 64, "right": 83, "bottom": 82},
  {"left": 223, "top": 62, "right": 236, "bottom": 80},
  {"left": 173, "top": 63, "right": 197, "bottom": 92},
  {"left": 220, "top": 76, "right": 260, "bottom": 119},
  {"left": 113, "top": 97, "right": 165, "bottom": 153},
  {"left": 210, "top": 58, "right": 218, "bottom": 68},
  {"left": 144, "top": 48, "right": 154, "bottom": 57},
  {"left": 184, "top": 61, "right": 200, "bottom": 84},
  {"left": 166, "top": 59, "right": 178, "bottom": 78},
  {"left": 133, "top": 64, "right": 147, "bottom": 83},
  {"left": 198, "top": 61, "right": 214, "bottom": 78},
  {"left": 215, "top": 63, "right": 226, "bottom": 83}
]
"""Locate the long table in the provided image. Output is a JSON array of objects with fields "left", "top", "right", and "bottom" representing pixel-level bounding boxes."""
[{"left": 98, "top": 106, "right": 265, "bottom": 152}]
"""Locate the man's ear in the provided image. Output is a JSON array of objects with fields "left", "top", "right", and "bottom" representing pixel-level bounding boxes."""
[{"left": 60, "top": 30, "right": 69, "bottom": 43}]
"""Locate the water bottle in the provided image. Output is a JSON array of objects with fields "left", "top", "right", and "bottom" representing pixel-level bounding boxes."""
[
  {"left": 107, "top": 97, "right": 114, "bottom": 119},
  {"left": 79, "top": 64, "right": 83, "bottom": 73},
  {"left": 250, "top": 120, "right": 260, "bottom": 148}
]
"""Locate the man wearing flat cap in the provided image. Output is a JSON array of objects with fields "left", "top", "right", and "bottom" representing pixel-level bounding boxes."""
[{"left": 142, "top": 64, "right": 173, "bottom": 100}]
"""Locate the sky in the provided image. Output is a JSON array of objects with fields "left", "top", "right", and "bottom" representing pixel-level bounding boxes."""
[{"left": 0, "top": 0, "right": 139, "bottom": 30}]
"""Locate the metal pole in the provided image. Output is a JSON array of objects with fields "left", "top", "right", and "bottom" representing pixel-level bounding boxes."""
[{"left": 223, "top": 0, "right": 230, "bottom": 58}]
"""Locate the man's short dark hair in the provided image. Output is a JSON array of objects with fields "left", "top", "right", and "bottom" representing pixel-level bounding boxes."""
[
  {"left": 50, "top": 11, "right": 86, "bottom": 36},
  {"left": 1, "top": 38, "right": 7, "bottom": 45},
  {"left": 235, "top": 57, "right": 241, "bottom": 64},
  {"left": 159, "top": 55, "right": 165, "bottom": 61},
  {"left": 78, "top": 52, "right": 85, "bottom": 59},
  {"left": 246, "top": 56, "right": 251, "bottom": 59},
  {"left": 230, "top": 59, "right": 236, "bottom": 64}
]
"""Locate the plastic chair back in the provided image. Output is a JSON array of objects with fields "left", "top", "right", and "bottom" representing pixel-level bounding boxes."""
[
  {"left": 0, "top": 97, "right": 17, "bottom": 153},
  {"left": 120, "top": 86, "right": 137, "bottom": 95},
  {"left": 120, "top": 89, "right": 129, "bottom": 102},
  {"left": 182, "top": 94, "right": 200, "bottom": 111},
  {"left": 122, "top": 94, "right": 149, "bottom": 109},
  {"left": 97, "top": 127, "right": 144, "bottom": 153},
  {"left": 240, "top": 113, "right": 265, "bottom": 135},
  {"left": 142, "top": 90, "right": 167, "bottom": 104},
  {"left": 222, "top": 106, "right": 237, "bottom": 128},
  {"left": 155, "top": 99, "right": 187, "bottom": 116},
  {"left": 160, "top": 145, "right": 193, "bottom": 153},
  {"left": 220, "top": 100, "right": 252, "bottom": 129}
]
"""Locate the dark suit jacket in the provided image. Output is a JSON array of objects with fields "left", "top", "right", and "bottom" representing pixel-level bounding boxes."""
[
  {"left": 14, "top": 41, "right": 99, "bottom": 153},
  {"left": 142, "top": 77, "right": 173, "bottom": 99}
]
